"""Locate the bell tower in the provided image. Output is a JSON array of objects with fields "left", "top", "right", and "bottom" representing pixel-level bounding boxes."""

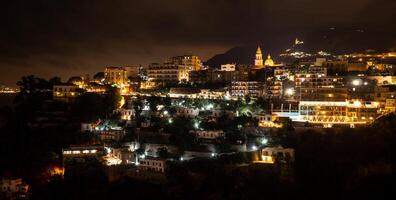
[{"left": 254, "top": 46, "right": 263, "bottom": 67}]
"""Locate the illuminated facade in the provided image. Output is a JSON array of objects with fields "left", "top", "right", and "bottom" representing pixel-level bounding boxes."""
[
  {"left": 260, "top": 147, "right": 295, "bottom": 163},
  {"left": 256, "top": 114, "right": 283, "bottom": 128},
  {"left": 189, "top": 130, "right": 225, "bottom": 140},
  {"left": 148, "top": 55, "right": 202, "bottom": 82},
  {"left": 254, "top": 46, "right": 263, "bottom": 67},
  {"left": 298, "top": 100, "right": 380, "bottom": 125},
  {"left": 62, "top": 146, "right": 104, "bottom": 158},
  {"left": 231, "top": 81, "right": 264, "bottom": 97},
  {"left": 53, "top": 84, "right": 80, "bottom": 100},
  {"left": 221, "top": 64, "right": 236, "bottom": 71},
  {"left": 104, "top": 67, "right": 128, "bottom": 85},
  {"left": 264, "top": 54, "right": 274, "bottom": 66},
  {"left": 138, "top": 158, "right": 166, "bottom": 173}
]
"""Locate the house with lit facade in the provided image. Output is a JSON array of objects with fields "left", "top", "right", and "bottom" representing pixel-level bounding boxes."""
[{"left": 53, "top": 84, "right": 80, "bottom": 101}]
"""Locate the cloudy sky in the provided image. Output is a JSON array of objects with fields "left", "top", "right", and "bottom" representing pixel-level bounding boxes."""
[{"left": 1, "top": 0, "right": 395, "bottom": 85}]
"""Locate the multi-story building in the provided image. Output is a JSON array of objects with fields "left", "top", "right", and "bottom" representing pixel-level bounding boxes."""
[
  {"left": 231, "top": 81, "right": 264, "bottom": 97},
  {"left": 148, "top": 55, "right": 202, "bottom": 82},
  {"left": 323, "top": 60, "right": 368, "bottom": 75},
  {"left": 53, "top": 84, "right": 80, "bottom": 100},
  {"left": 104, "top": 67, "right": 129, "bottom": 85},
  {"left": 267, "top": 80, "right": 283, "bottom": 98},
  {"left": 148, "top": 63, "right": 179, "bottom": 82},
  {"left": 138, "top": 158, "right": 166, "bottom": 173},
  {"left": 300, "top": 87, "right": 348, "bottom": 101},
  {"left": 221, "top": 64, "right": 236, "bottom": 71},
  {"left": 308, "top": 66, "right": 327, "bottom": 76},
  {"left": 62, "top": 145, "right": 104, "bottom": 160},
  {"left": 294, "top": 74, "right": 344, "bottom": 87},
  {"left": 298, "top": 100, "right": 380, "bottom": 126},
  {"left": 175, "top": 107, "right": 200, "bottom": 118},
  {"left": 189, "top": 130, "right": 225, "bottom": 140}
]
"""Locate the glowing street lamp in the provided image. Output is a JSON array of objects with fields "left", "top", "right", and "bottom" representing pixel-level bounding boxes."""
[
  {"left": 261, "top": 138, "right": 268, "bottom": 145},
  {"left": 285, "top": 88, "right": 295, "bottom": 96},
  {"left": 352, "top": 79, "right": 362, "bottom": 86}
]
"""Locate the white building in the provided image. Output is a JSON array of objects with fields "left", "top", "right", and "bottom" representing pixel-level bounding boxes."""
[{"left": 138, "top": 158, "right": 166, "bottom": 173}]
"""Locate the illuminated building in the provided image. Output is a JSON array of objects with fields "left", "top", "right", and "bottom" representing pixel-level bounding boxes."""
[
  {"left": 104, "top": 66, "right": 129, "bottom": 85},
  {"left": 148, "top": 63, "right": 178, "bottom": 82},
  {"left": 175, "top": 107, "right": 200, "bottom": 118},
  {"left": 220, "top": 63, "right": 236, "bottom": 71},
  {"left": 231, "top": 81, "right": 264, "bottom": 97},
  {"left": 67, "top": 76, "right": 85, "bottom": 88},
  {"left": 120, "top": 109, "right": 135, "bottom": 121},
  {"left": 274, "top": 68, "right": 290, "bottom": 80},
  {"left": 53, "top": 84, "right": 80, "bottom": 100},
  {"left": 85, "top": 82, "right": 107, "bottom": 93},
  {"left": 97, "top": 129, "right": 126, "bottom": 142},
  {"left": 256, "top": 114, "right": 283, "bottom": 128},
  {"left": 294, "top": 74, "right": 343, "bottom": 88},
  {"left": 148, "top": 55, "right": 202, "bottom": 82},
  {"left": 140, "top": 81, "right": 157, "bottom": 90},
  {"left": 267, "top": 80, "right": 283, "bottom": 98},
  {"left": 299, "top": 100, "right": 380, "bottom": 125},
  {"left": 300, "top": 87, "right": 348, "bottom": 101},
  {"left": 169, "top": 87, "right": 201, "bottom": 98},
  {"left": 322, "top": 60, "right": 368, "bottom": 75},
  {"left": 374, "top": 85, "right": 396, "bottom": 112},
  {"left": 260, "top": 147, "right": 295, "bottom": 163},
  {"left": 198, "top": 89, "right": 226, "bottom": 99},
  {"left": 254, "top": 46, "right": 263, "bottom": 67},
  {"left": 189, "top": 130, "right": 225, "bottom": 140},
  {"left": 273, "top": 100, "right": 381, "bottom": 127},
  {"left": 264, "top": 54, "right": 274, "bottom": 66},
  {"left": 62, "top": 146, "right": 104, "bottom": 159},
  {"left": 308, "top": 66, "right": 327, "bottom": 76},
  {"left": 138, "top": 158, "right": 166, "bottom": 173}
]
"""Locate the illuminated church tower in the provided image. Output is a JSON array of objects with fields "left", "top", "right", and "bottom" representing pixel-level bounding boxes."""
[{"left": 254, "top": 46, "right": 263, "bottom": 67}]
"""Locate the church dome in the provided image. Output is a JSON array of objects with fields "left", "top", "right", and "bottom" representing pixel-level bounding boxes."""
[{"left": 265, "top": 54, "right": 274, "bottom": 66}]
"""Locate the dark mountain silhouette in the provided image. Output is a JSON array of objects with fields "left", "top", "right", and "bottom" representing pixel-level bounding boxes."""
[{"left": 205, "top": 28, "right": 396, "bottom": 68}]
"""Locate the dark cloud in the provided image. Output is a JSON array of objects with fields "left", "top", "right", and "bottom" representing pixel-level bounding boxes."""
[{"left": 1, "top": 0, "right": 395, "bottom": 85}]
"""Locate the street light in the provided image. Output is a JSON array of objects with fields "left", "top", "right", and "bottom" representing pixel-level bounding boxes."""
[
  {"left": 194, "top": 122, "right": 199, "bottom": 129},
  {"left": 261, "top": 138, "right": 268, "bottom": 145},
  {"left": 285, "top": 88, "right": 295, "bottom": 96},
  {"left": 352, "top": 79, "right": 361, "bottom": 86}
]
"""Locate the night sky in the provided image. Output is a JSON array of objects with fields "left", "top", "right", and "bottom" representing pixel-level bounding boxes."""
[{"left": 1, "top": 0, "right": 395, "bottom": 86}]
